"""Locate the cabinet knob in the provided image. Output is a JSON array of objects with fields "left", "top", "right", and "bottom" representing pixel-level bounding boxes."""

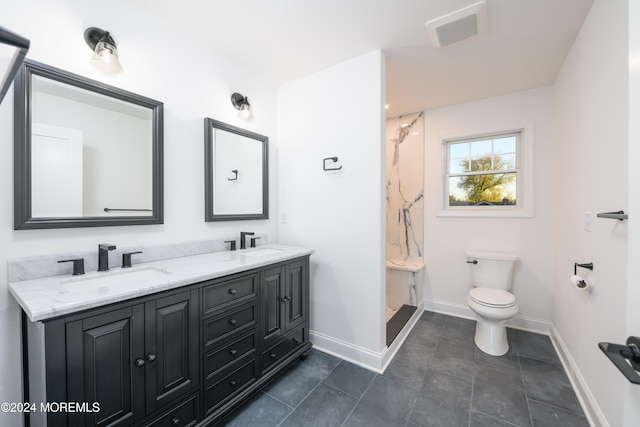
[
  {"left": 280, "top": 296, "right": 291, "bottom": 302},
  {"left": 171, "top": 417, "right": 180, "bottom": 425},
  {"left": 229, "top": 379, "right": 237, "bottom": 387},
  {"left": 228, "top": 289, "right": 237, "bottom": 295},
  {"left": 229, "top": 319, "right": 237, "bottom": 326},
  {"left": 229, "top": 348, "right": 237, "bottom": 356},
  {"left": 135, "top": 358, "right": 145, "bottom": 368},
  {"left": 270, "top": 353, "right": 277, "bottom": 359},
  {"left": 146, "top": 353, "right": 156, "bottom": 362},
  {"left": 292, "top": 337, "right": 300, "bottom": 343}
]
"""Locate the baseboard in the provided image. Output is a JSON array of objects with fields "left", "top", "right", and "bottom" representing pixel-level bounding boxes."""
[
  {"left": 310, "top": 302, "right": 424, "bottom": 374},
  {"left": 549, "top": 324, "right": 607, "bottom": 427},
  {"left": 423, "top": 298, "right": 550, "bottom": 335}
]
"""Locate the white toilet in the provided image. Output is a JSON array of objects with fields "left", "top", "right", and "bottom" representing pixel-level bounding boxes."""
[{"left": 465, "top": 250, "right": 519, "bottom": 356}]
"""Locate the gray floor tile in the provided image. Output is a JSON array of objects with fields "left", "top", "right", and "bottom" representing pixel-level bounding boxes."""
[
  {"left": 470, "top": 410, "right": 520, "bottom": 427},
  {"left": 323, "top": 361, "right": 376, "bottom": 398},
  {"left": 343, "top": 375, "right": 418, "bottom": 427},
  {"left": 529, "top": 400, "right": 589, "bottom": 427},
  {"left": 475, "top": 336, "right": 521, "bottom": 375},
  {"left": 514, "top": 330, "right": 560, "bottom": 365},
  {"left": 383, "top": 344, "right": 431, "bottom": 389},
  {"left": 473, "top": 364, "right": 532, "bottom": 426},
  {"left": 520, "top": 356, "right": 583, "bottom": 414},
  {"left": 441, "top": 315, "right": 477, "bottom": 341},
  {"left": 416, "top": 311, "right": 447, "bottom": 335},
  {"left": 409, "top": 369, "right": 473, "bottom": 427},
  {"left": 220, "top": 391, "right": 292, "bottom": 427},
  {"left": 279, "top": 383, "right": 357, "bottom": 427},
  {"left": 429, "top": 335, "right": 476, "bottom": 378}
]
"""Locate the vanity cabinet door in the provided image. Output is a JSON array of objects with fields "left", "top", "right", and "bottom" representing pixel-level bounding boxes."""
[
  {"left": 144, "top": 290, "right": 199, "bottom": 413},
  {"left": 259, "top": 266, "right": 285, "bottom": 348},
  {"left": 66, "top": 305, "right": 145, "bottom": 427},
  {"left": 285, "top": 260, "right": 307, "bottom": 332}
]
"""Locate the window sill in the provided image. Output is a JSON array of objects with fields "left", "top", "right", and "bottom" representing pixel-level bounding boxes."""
[{"left": 437, "top": 207, "right": 534, "bottom": 218}]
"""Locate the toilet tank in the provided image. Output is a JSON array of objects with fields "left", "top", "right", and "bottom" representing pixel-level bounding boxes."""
[{"left": 465, "top": 250, "right": 518, "bottom": 290}]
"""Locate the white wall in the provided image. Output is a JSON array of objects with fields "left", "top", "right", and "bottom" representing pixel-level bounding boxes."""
[
  {"left": 0, "top": 1, "right": 278, "bottom": 424},
  {"left": 277, "top": 50, "right": 387, "bottom": 369},
  {"left": 423, "top": 87, "right": 555, "bottom": 332},
  {"left": 552, "top": 1, "right": 629, "bottom": 425}
]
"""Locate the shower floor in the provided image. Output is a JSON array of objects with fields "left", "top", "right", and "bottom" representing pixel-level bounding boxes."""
[{"left": 386, "top": 304, "right": 417, "bottom": 346}]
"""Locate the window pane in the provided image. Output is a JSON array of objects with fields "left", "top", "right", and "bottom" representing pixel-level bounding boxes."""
[
  {"left": 470, "top": 139, "right": 492, "bottom": 157},
  {"left": 495, "top": 153, "right": 516, "bottom": 170},
  {"left": 493, "top": 136, "right": 516, "bottom": 154},
  {"left": 448, "top": 172, "right": 517, "bottom": 206},
  {"left": 469, "top": 156, "right": 493, "bottom": 172},
  {"left": 448, "top": 142, "right": 468, "bottom": 159},
  {"left": 449, "top": 158, "right": 467, "bottom": 173}
]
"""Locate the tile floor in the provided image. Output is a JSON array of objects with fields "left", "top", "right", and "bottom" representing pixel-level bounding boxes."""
[{"left": 220, "top": 311, "right": 590, "bottom": 427}]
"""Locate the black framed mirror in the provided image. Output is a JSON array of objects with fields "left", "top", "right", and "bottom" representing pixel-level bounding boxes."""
[
  {"left": 0, "top": 25, "right": 29, "bottom": 104},
  {"left": 14, "top": 60, "right": 164, "bottom": 229},
  {"left": 204, "top": 118, "right": 268, "bottom": 221}
]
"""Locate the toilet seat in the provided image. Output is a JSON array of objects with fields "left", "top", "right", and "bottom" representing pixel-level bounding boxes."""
[{"left": 469, "top": 287, "right": 516, "bottom": 308}]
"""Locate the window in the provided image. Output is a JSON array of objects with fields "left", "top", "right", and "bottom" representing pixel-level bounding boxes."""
[{"left": 439, "top": 126, "right": 533, "bottom": 217}]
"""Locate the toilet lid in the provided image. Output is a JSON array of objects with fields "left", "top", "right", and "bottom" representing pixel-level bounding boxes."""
[{"left": 469, "top": 287, "right": 516, "bottom": 308}]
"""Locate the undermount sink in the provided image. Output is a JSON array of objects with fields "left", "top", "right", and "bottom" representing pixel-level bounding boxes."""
[
  {"left": 58, "top": 266, "right": 173, "bottom": 290},
  {"left": 239, "top": 248, "right": 285, "bottom": 257}
]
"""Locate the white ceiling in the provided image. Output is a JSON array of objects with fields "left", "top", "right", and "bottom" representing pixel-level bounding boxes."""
[{"left": 132, "top": 0, "right": 594, "bottom": 117}]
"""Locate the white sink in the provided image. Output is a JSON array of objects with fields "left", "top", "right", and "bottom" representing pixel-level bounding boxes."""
[
  {"left": 58, "top": 266, "right": 173, "bottom": 291},
  {"left": 239, "top": 248, "right": 285, "bottom": 257}
]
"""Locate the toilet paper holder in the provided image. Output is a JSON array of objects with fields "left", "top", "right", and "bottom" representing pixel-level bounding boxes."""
[{"left": 574, "top": 262, "right": 593, "bottom": 275}]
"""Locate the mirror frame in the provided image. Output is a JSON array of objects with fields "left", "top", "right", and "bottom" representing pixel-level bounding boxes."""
[
  {"left": 204, "top": 118, "right": 268, "bottom": 221},
  {"left": 14, "top": 60, "right": 164, "bottom": 229}
]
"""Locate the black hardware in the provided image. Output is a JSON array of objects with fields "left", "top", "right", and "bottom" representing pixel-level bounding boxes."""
[
  {"left": 466, "top": 260, "right": 478, "bottom": 264},
  {"left": 574, "top": 262, "right": 594, "bottom": 275},
  {"left": 280, "top": 296, "right": 291, "bottom": 303},
  {"left": 146, "top": 353, "right": 156, "bottom": 362},
  {"left": 229, "top": 379, "right": 237, "bottom": 387},
  {"left": 225, "top": 240, "right": 237, "bottom": 251},
  {"left": 57, "top": 258, "right": 85, "bottom": 275},
  {"left": 103, "top": 207, "right": 153, "bottom": 212},
  {"left": 135, "top": 358, "right": 145, "bottom": 368},
  {"left": 599, "top": 337, "right": 640, "bottom": 384},
  {"left": 0, "top": 26, "right": 29, "bottom": 104},
  {"left": 228, "top": 289, "right": 237, "bottom": 295},
  {"left": 240, "top": 231, "right": 254, "bottom": 249},
  {"left": 171, "top": 418, "right": 180, "bottom": 426},
  {"left": 228, "top": 169, "right": 238, "bottom": 181},
  {"left": 250, "top": 236, "right": 261, "bottom": 248},
  {"left": 229, "top": 349, "right": 237, "bottom": 356},
  {"left": 270, "top": 353, "right": 277, "bottom": 359},
  {"left": 122, "top": 251, "right": 142, "bottom": 268},
  {"left": 323, "top": 156, "right": 342, "bottom": 171},
  {"left": 98, "top": 243, "right": 116, "bottom": 271},
  {"left": 597, "top": 210, "right": 628, "bottom": 220},
  {"left": 229, "top": 319, "right": 237, "bottom": 326}
]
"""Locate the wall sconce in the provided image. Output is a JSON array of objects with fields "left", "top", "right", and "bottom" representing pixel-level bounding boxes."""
[
  {"left": 0, "top": 25, "right": 30, "bottom": 104},
  {"left": 84, "top": 27, "right": 122, "bottom": 74},
  {"left": 231, "top": 92, "right": 251, "bottom": 119}
]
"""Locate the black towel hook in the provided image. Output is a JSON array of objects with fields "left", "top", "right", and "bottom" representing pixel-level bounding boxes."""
[{"left": 323, "top": 157, "right": 342, "bottom": 171}]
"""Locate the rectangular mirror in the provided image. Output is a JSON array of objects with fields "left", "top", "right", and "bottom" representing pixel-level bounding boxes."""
[
  {"left": 204, "top": 118, "right": 268, "bottom": 221},
  {"left": 14, "top": 60, "right": 163, "bottom": 229}
]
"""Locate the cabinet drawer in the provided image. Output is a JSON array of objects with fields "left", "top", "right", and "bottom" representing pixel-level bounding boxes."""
[
  {"left": 205, "top": 331, "right": 257, "bottom": 379},
  {"left": 261, "top": 327, "right": 305, "bottom": 373},
  {"left": 204, "top": 357, "right": 257, "bottom": 415},
  {"left": 203, "top": 303, "right": 256, "bottom": 349},
  {"left": 203, "top": 274, "right": 257, "bottom": 315},
  {"left": 144, "top": 393, "right": 198, "bottom": 427}
]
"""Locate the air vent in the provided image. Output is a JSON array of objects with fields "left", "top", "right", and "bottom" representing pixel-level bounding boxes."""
[{"left": 426, "top": 1, "right": 488, "bottom": 48}]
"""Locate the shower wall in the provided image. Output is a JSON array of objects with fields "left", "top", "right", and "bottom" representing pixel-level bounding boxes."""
[
  {"left": 386, "top": 112, "right": 424, "bottom": 263},
  {"left": 386, "top": 112, "right": 425, "bottom": 318}
]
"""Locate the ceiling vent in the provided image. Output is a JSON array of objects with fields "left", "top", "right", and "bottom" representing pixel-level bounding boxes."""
[{"left": 426, "top": 1, "right": 488, "bottom": 48}]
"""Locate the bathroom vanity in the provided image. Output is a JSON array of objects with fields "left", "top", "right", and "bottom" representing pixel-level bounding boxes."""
[{"left": 10, "top": 244, "right": 312, "bottom": 427}]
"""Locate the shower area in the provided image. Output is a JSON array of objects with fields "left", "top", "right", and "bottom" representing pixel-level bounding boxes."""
[{"left": 385, "top": 112, "right": 425, "bottom": 345}]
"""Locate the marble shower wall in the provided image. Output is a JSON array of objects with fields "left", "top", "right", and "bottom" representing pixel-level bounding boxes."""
[{"left": 386, "top": 112, "right": 424, "bottom": 263}]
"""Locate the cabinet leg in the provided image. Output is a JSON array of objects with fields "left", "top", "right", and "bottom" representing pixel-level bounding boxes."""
[{"left": 300, "top": 351, "right": 309, "bottom": 360}]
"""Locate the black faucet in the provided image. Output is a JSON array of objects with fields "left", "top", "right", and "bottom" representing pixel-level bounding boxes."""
[
  {"left": 240, "top": 232, "right": 254, "bottom": 250},
  {"left": 98, "top": 243, "right": 116, "bottom": 271}
]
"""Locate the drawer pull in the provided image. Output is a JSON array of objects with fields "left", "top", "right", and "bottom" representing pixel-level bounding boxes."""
[
  {"left": 229, "top": 379, "right": 237, "bottom": 387},
  {"left": 229, "top": 348, "right": 237, "bottom": 356},
  {"left": 171, "top": 417, "right": 180, "bottom": 425},
  {"left": 228, "top": 289, "right": 237, "bottom": 295},
  {"left": 135, "top": 358, "right": 145, "bottom": 368},
  {"left": 270, "top": 353, "right": 277, "bottom": 359},
  {"left": 146, "top": 353, "right": 156, "bottom": 362},
  {"left": 229, "top": 319, "right": 237, "bottom": 326}
]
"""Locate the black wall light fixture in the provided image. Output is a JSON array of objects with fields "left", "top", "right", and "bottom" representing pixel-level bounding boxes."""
[
  {"left": 231, "top": 92, "right": 251, "bottom": 119},
  {"left": 84, "top": 27, "right": 122, "bottom": 74},
  {"left": 0, "top": 25, "right": 29, "bottom": 104}
]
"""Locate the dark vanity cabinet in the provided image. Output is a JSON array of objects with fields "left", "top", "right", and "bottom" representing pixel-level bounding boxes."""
[{"left": 24, "top": 256, "right": 311, "bottom": 427}]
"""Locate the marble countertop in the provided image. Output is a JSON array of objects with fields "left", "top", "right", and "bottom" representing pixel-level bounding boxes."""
[{"left": 10, "top": 244, "right": 313, "bottom": 322}]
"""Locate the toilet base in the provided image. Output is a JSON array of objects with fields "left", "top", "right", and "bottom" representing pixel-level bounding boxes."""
[{"left": 474, "top": 318, "right": 509, "bottom": 356}]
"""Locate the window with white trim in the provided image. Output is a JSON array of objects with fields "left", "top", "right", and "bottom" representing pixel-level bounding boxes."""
[{"left": 440, "top": 128, "right": 533, "bottom": 217}]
